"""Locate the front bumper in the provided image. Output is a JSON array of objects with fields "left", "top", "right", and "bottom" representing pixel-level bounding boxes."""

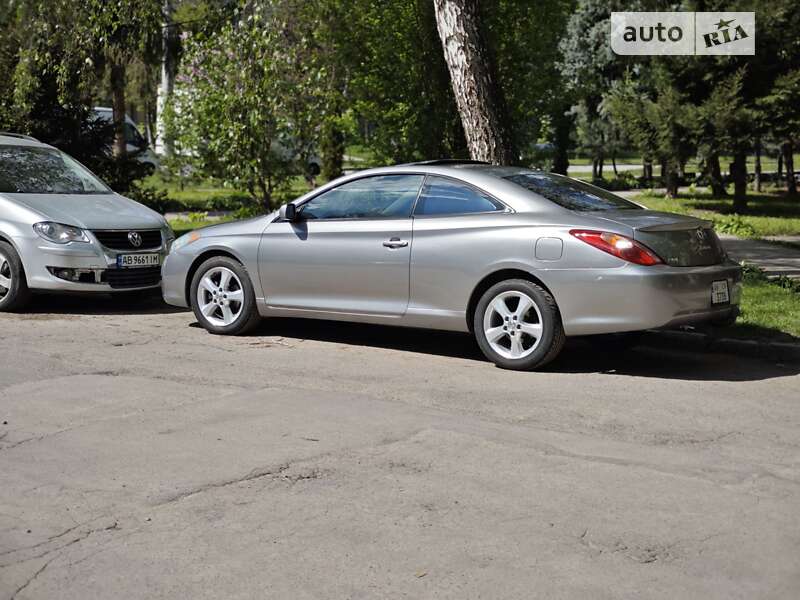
[
  {"left": 16, "top": 234, "right": 168, "bottom": 293},
  {"left": 545, "top": 260, "right": 743, "bottom": 336},
  {"left": 161, "top": 249, "right": 194, "bottom": 307}
]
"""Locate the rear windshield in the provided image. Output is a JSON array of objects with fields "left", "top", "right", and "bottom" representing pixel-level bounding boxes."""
[
  {"left": 0, "top": 145, "right": 110, "bottom": 194},
  {"left": 504, "top": 172, "right": 642, "bottom": 212}
]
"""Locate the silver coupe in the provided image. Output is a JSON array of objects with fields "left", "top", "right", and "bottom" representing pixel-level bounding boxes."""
[{"left": 162, "top": 160, "right": 741, "bottom": 370}]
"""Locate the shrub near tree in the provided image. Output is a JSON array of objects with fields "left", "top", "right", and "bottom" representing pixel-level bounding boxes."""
[{"left": 167, "top": 1, "right": 329, "bottom": 209}]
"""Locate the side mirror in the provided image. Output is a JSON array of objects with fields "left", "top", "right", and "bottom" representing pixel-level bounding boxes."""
[{"left": 279, "top": 203, "right": 297, "bottom": 222}]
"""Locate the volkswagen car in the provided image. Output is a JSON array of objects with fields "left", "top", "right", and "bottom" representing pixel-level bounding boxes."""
[
  {"left": 162, "top": 160, "right": 741, "bottom": 370},
  {"left": 0, "top": 133, "right": 174, "bottom": 311}
]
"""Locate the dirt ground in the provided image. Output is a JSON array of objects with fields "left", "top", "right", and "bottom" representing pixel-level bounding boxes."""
[{"left": 1, "top": 294, "right": 799, "bottom": 599}]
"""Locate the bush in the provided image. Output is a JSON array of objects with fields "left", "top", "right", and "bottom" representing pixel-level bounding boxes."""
[{"left": 713, "top": 214, "right": 757, "bottom": 238}]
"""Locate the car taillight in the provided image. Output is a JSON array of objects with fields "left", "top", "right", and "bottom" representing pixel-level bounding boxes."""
[{"left": 569, "top": 230, "right": 662, "bottom": 266}]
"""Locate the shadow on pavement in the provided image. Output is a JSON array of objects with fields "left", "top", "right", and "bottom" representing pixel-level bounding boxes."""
[
  {"left": 23, "top": 292, "right": 187, "bottom": 316},
  {"left": 254, "top": 318, "right": 799, "bottom": 382}
]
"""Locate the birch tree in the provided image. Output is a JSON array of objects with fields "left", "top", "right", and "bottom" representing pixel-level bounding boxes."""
[{"left": 433, "top": 0, "right": 516, "bottom": 164}]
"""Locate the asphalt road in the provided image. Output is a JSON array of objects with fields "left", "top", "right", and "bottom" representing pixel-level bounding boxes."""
[{"left": 1, "top": 295, "right": 799, "bottom": 599}]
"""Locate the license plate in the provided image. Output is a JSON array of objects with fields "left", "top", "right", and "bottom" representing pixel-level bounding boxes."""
[
  {"left": 711, "top": 280, "right": 730, "bottom": 304},
  {"left": 116, "top": 253, "right": 161, "bottom": 268}
]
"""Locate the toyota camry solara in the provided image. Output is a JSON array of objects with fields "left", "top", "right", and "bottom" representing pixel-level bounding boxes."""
[{"left": 162, "top": 160, "right": 741, "bottom": 370}]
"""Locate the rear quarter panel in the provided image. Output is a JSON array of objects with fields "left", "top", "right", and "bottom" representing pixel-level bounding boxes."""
[{"left": 407, "top": 212, "right": 624, "bottom": 331}]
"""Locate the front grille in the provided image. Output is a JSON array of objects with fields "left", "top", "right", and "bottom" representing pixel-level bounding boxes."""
[
  {"left": 92, "top": 229, "right": 162, "bottom": 251},
  {"left": 103, "top": 266, "right": 162, "bottom": 289}
]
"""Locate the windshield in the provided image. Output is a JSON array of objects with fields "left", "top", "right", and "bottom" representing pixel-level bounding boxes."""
[
  {"left": 0, "top": 145, "right": 110, "bottom": 194},
  {"left": 504, "top": 172, "right": 642, "bottom": 212}
]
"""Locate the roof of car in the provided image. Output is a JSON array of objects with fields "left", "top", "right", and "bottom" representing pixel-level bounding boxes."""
[
  {"left": 0, "top": 133, "right": 52, "bottom": 148},
  {"left": 292, "top": 161, "right": 563, "bottom": 214}
]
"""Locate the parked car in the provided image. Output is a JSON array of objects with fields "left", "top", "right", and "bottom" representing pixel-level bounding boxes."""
[
  {"left": 0, "top": 133, "right": 174, "bottom": 311},
  {"left": 162, "top": 160, "right": 741, "bottom": 370},
  {"left": 91, "top": 107, "right": 160, "bottom": 174}
]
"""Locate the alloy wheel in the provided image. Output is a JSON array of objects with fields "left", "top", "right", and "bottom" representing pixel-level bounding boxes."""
[
  {"left": 482, "top": 290, "right": 544, "bottom": 360},
  {"left": 196, "top": 266, "right": 245, "bottom": 327},
  {"left": 0, "top": 253, "right": 11, "bottom": 299}
]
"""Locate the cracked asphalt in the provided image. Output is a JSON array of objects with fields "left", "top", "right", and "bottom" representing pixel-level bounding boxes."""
[{"left": 1, "top": 294, "right": 799, "bottom": 599}]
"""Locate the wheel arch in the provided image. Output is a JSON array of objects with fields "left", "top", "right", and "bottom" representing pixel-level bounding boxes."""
[
  {"left": 466, "top": 268, "right": 558, "bottom": 332},
  {"left": 184, "top": 249, "right": 242, "bottom": 305}
]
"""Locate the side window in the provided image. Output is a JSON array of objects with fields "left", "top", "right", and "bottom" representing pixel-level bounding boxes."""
[
  {"left": 414, "top": 176, "right": 503, "bottom": 216},
  {"left": 300, "top": 175, "right": 424, "bottom": 220}
]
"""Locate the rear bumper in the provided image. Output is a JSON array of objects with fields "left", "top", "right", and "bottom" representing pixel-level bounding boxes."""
[{"left": 544, "top": 260, "right": 743, "bottom": 336}]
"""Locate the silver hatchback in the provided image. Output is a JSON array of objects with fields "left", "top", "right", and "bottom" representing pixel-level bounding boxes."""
[
  {"left": 162, "top": 160, "right": 741, "bottom": 370},
  {"left": 0, "top": 134, "right": 173, "bottom": 310}
]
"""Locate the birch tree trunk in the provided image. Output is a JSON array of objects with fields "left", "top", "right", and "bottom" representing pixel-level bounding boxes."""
[
  {"left": 156, "top": 0, "right": 178, "bottom": 157},
  {"left": 433, "top": 0, "right": 516, "bottom": 165}
]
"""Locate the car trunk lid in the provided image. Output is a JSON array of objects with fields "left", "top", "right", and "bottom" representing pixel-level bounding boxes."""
[{"left": 589, "top": 210, "right": 726, "bottom": 267}]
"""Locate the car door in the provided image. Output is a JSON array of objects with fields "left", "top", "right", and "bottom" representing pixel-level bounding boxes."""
[
  {"left": 259, "top": 174, "right": 424, "bottom": 316},
  {"left": 409, "top": 175, "right": 511, "bottom": 322}
]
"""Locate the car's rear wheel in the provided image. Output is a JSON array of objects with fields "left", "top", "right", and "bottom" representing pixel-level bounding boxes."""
[
  {"left": 0, "top": 241, "right": 31, "bottom": 312},
  {"left": 190, "top": 256, "right": 261, "bottom": 335},
  {"left": 474, "top": 279, "right": 565, "bottom": 370}
]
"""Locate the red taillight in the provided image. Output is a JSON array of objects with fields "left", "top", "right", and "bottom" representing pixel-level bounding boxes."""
[{"left": 570, "top": 230, "right": 662, "bottom": 266}]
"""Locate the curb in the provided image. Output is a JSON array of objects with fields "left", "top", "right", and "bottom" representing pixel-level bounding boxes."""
[{"left": 641, "top": 330, "right": 800, "bottom": 363}]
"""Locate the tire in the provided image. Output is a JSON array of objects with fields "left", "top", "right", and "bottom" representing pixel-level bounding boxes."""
[
  {"left": 473, "top": 279, "right": 565, "bottom": 371},
  {"left": 0, "top": 241, "right": 32, "bottom": 312},
  {"left": 190, "top": 255, "right": 261, "bottom": 335}
]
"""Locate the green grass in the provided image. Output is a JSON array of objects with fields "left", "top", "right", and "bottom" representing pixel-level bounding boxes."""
[
  {"left": 716, "top": 267, "right": 800, "bottom": 342},
  {"left": 570, "top": 154, "right": 800, "bottom": 173},
  {"left": 634, "top": 189, "right": 800, "bottom": 238}
]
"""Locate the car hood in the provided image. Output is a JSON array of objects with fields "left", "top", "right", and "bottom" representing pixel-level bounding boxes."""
[{"left": 4, "top": 193, "right": 166, "bottom": 230}]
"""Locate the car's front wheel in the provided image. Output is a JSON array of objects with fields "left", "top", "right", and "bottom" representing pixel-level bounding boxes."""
[
  {"left": 474, "top": 279, "right": 565, "bottom": 370},
  {"left": 0, "top": 241, "right": 31, "bottom": 312},
  {"left": 190, "top": 256, "right": 261, "bottom": 335}
]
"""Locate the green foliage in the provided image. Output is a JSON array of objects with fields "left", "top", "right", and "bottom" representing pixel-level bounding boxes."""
[
  {"left": 168, "top": 0, "right": 330, "bottom": 207},
  {"left": 483, "top": 0, "right": 575, "bottom": 160},
  {"left": 713, "top": 214, "right": 757, "bottom": 238}
]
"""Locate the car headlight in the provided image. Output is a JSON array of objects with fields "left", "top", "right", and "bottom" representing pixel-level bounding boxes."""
[
  {"left": 33, "top": 222, "right": 89, "bottom": 244},
  {"left": 170, "top": 231, "right": 201, "bottom": 253}
]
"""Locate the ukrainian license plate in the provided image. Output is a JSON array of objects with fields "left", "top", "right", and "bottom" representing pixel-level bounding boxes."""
[
  {"left": 711, "top": 280, "right": 730, "bottom": 304},
  {"left": 117, "top": 253, "right": 160, "bottom": 268}
]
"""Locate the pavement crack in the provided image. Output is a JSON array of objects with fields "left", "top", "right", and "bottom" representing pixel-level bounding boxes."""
[
  {"left": 0, "top": 520, "right": 119, "bottom": 569},
  {"left": 153, "top": 464, "right": 293, "bottom": 506},
  {"left": 10, "top": 555, "right": 55, "bottom": 600}
]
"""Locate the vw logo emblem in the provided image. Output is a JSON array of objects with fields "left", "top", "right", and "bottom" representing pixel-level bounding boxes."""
[{"left": 128, "top": 231, "right": 143, "bottom": 248}]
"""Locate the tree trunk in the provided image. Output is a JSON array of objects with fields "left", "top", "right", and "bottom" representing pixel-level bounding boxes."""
[
  {"left": 781, "top": 141, "right": 796, "bottom": 196},
  {"left": 777, "top": 150, "right": 783, "bottom": 177},
  {"left": 731, "top": 153, "right": 748, "bottom": 211},
  {"left": 664, "top": 161, "right": 679, "bottom": 198},
  {"left": 110, "top": 59, "right": 127, "bottom": 159},
  {"left": 433, "top": 0, "right": 516, "bottom": 165},
  {"left": 320, "top": 117, "right": 344, "bottom": 182},
  {"left": 643, "top": 159, "right": 652, "bottom": 185},
  {"left": 612, "top": 154, "right": 618, "bottom": 176},
  {"left": 753, "top": 139, "right": 762, "bottom": 192},
  {"left": 156, "top": 0, "right": 178, "bottom": 157},
  {"left": 708, "top": 155, "right": 726, "bottom": 196},
  {"left": 550, "top": 106, "right": 570, "bottom": 175},
  {"left": 597, "top": 155, "right": 604, "bottom": 179}
]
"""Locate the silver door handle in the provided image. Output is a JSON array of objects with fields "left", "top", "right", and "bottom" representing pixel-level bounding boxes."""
[{"left": 382, "top": 237, "right": 408, "bottom": 249}]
